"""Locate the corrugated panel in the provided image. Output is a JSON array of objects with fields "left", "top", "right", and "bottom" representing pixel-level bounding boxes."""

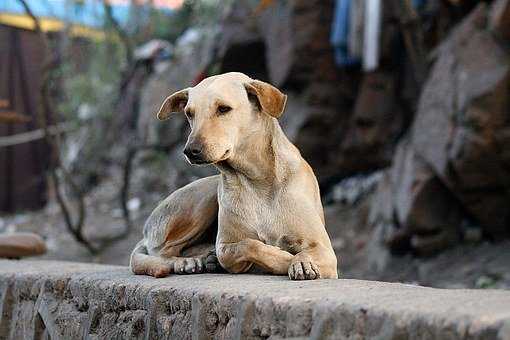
[{"left": 0, "top": 25, "right": 49, "bottom": 213}]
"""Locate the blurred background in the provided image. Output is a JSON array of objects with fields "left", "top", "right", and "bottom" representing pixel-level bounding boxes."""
[{"left": 0, "top": 0, "right": 509, "bottom": 289}]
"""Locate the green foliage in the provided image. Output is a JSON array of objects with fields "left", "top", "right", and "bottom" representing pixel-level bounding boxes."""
[
  {"left": 475, "top": 273, "right": 503, "bottom": 289},
  {"left": 55, "top": 0, "right": 232, "bottom": 130},
  {"left": 56, "top": 38, "right": 125, "bottom": 122},
  {"left": 148, "top": 3, "right": 193, "bottom": 43},
  {"left": 132, "top": 0, "right": 233, "bottom": 44}
]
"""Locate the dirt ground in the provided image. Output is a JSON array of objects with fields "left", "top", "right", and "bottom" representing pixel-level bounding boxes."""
[{"left": 1, "top": 171, "right": 509, "bottom": 290}]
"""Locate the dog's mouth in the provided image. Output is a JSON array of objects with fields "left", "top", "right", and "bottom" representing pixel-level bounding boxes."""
[
  {"left": 186, "top": 149, "right": 231, "bottom": 165},
  {"left": 219, "top": 149, "right": 231, "bottom": 161},
  {"left": 186, "top": 156, "right": 210, "bottom": 165}
]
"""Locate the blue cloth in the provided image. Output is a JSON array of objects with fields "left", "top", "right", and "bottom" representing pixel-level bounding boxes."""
[
  {"left": 412, "top": 0, "right": 427, "bottom": 10},
  {"left": 330, "top": 0, "right": 360, "bottom": 67}
]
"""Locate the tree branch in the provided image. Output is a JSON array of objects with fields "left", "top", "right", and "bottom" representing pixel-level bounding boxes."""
[{"left": 17, "top": 0, "right": 98, "bottom": 253}]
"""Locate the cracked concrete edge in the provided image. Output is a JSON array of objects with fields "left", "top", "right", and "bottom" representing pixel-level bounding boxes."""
[{"left": 0, "top": 260, "right": 509, "bottom": 339}]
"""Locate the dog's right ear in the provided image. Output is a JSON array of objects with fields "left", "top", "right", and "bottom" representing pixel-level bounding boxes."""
[
  {"left": 244, "top": 80, "right": 287, "bottom": 118},
  {"left": 156, "top": 88, "right": 190, "bottom": 120}
]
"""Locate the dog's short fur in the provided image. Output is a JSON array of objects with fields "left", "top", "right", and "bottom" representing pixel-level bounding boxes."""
[{"left": 130, "top": 72, "right": 338, "bottom": 280}]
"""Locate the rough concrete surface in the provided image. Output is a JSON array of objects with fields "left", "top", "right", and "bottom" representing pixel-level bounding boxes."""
[{"left": 0, "top": 260, "right": 509, "bottom": 340}]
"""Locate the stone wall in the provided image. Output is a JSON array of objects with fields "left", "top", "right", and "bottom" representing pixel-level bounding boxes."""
[{"left": 1, "top": 260, "right": 509, "bottom": 340}]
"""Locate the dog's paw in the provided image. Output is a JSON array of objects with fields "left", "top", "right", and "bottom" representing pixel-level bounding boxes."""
[
  {"left": 288, "top": 261, "right": 321, "bottom": 280},
  {"left": 174, "top": 257, "right": 204, "bottom": 274},
  {"left": 149, "top": 265, "right": 171, "bottom": 278},
  {"left": 203, "top": 249, "right": 222, "bottom": 273}
]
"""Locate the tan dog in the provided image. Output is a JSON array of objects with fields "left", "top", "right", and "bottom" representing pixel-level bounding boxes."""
[{"left": 130, "top": 72, "right": 338, "bottom": 280}]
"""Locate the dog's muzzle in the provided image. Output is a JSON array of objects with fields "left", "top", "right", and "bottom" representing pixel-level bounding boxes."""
[{"left": 184, "top": 143, "right": 207, "bottom": 164}]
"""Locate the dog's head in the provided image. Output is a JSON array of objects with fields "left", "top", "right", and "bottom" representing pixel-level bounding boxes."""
[{"left": 156, "top": 72, "right": 287, "bottom": 165}]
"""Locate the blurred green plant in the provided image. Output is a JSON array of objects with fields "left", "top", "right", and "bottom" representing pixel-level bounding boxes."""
[
  {"left": 475, "top": 273, "right": 503, "bottom": 289},
  {"left": 56, "top": 38, "right": 125, "bottom": 122},
  {"left": 135, "top": 0, "right": 230, "bottom": 44},
  {"left": 56, "top": 0, "right": 229, "bottom": 124}
]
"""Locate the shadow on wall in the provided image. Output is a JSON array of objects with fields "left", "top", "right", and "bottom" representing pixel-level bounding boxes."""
[{"left": 220, "top": 41, "right": 269, "bottom": 81}]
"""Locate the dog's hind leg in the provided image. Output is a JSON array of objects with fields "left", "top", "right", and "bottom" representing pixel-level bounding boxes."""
[
  {"left": 130, "top": 240, "right": 177, "bottom": 278},
  {"left": 130, "top": 175, "right": 220, "bottom": 278},
  {"left": 130, "top": 240, "right": 219, "bottom": 277}
]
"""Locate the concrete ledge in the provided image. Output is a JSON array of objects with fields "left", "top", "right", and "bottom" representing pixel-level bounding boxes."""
[{"left": 0, "top": 260, "right": 509, "bottom": 339}]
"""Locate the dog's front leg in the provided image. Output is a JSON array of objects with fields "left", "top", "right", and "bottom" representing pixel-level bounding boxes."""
[
  {"left": 217, "top": 239, "right": 293, "bottom": 275},
  {"left": 289, "top": 243, "right": 338, "bottom": 280}
]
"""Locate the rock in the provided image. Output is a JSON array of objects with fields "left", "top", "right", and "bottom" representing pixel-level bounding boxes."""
[
  {"left": 1, "top": 260, "right": 510, "bottom": 340},
  {"left": 341, "top": 71, "right": 404, "bottom": 171},
  {"left": 410, "top": 3, "right": 510, "bottom": 238},
  {"left": 325, "top": 172, "right": 380, "bottom": 277},
  {"left": 365, "top": 171, "right": 404, "bottom": 270},
  {"left": 278, "top": 92, "right": 310, "bottom": 142},
  {"left": 138, "top": 27, "right": 218, "bottom": 146},
  {"left": 391, "top": 141, "right": 462, "bottom": 255},
  {"left": 133, "top": 27, "right": 219, "bottom": 194},
  {"left": 0, "top": 233, "right": 46, "bottom": 258},
  {"left": 329, "top": 171, "right": 383, "bottom": 205},
  {"left": 215, "top": 1, "right": 412, "bottom": 183},
  {"left": 490, "top": 0, "right": 510, "bottom": 41},
  {"left": 366, "top": 143, "right": 463, "bottom": 257}
]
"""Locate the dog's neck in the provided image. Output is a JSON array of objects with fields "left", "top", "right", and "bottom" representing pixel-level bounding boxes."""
[{"left": 215, "top": 117, "right": 300, "bottom": 188}]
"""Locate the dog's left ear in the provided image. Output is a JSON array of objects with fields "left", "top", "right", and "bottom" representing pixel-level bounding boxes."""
[
  {"left": 244, "top": 80, "right": 287, "bottom": 118},
  {"left": 156, "top": 88, "right": 190, "bottom": 120}
]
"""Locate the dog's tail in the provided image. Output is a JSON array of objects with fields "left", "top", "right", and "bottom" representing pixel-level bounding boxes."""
[
  {"left": 130, "top": 239, "right": 178, "bottom": 278},
  {"left": 129, "top": 239, "right": 149, "bottom": 275},
  {"left": 129, "top": 239, "right": 148, "bottom": 274}
]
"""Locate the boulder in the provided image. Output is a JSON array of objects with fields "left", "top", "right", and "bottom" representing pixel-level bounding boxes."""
[
  {"left": 138, "top": 27, "right": 218, "bottom": 146},
  {"left": 0, "top": 233, "right": 46, "bottom": 258},
  {"left": 215, "top": 1, "right": 419, "bottom": 183},
  {"left": 392, "top": 140, "right": 463, "bottom": 255},
  {"left": 341, "top": 71, "right": 404, "bottom": 172},
  {"left": 366, "top": 141, "right": 464, "bottom": 257},
  {"left": 134, "top": 28, "right": 219, "bottom": 194},
  {"left": 410, "top": 3, "right": 510, "bottom": 238},
  {"left": 490, "top": 0, "right": 510, "bottom": 41}
]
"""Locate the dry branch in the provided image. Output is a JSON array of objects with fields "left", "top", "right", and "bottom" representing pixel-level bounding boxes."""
[
  {"left": 120, "top": 144, "right": 172, "bottom": 233},
  {"left": 0, "top": 123, "right": 74, "bottom": 148},
  {"left": 397, "top": 0, "right": 428, "bottom": 87},
  {"left": 17, "top": 0, "right": 97, "bottom": 253}
]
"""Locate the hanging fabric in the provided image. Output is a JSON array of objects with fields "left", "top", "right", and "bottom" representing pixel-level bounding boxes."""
[
  {"left": 412, "top": 0, "right": 427, "bottom": 9},
  {"left": 330, "top": 0, "right": 360, "bottom": 66},
  {"left": 348, "top": 0, "right": 364, "bottom": 60},
  {"left": 363, "top": 0, "right": 382, "bottom": 71}
]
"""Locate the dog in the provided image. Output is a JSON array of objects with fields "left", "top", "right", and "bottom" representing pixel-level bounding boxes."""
[{"left": 130, "top": 72, "right": 338, "bottom": 280}]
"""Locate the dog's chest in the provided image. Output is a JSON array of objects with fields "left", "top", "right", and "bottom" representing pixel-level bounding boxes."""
[{"left": 219, "top": 185, "right": 284, "bottom": 239}]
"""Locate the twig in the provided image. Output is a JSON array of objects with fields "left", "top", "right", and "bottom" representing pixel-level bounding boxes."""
[
  {"left": 103, "top": 0, "right": 133, "bottom": 65},
  {"left": 120, "top": 144, "right": 172, "bottom": 233},
  {"left": 17, "top": 0, "right": 98, "bottom": 253},
  {"left": 0, "top": 122, "right": 74, "bottom": 147},
  {"left": 397, "top": 0, "right": 428, "bottom": 87}
]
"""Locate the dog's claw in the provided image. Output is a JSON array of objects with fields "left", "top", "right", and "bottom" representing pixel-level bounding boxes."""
[
  {"left": 174, "top": 257, "right": 204, "bottom": 274},
  {"left": 204, "top": 250, "right": 221, "bottom": 273},
  {"left": 289, "top": 261, "right": 320, "bottom": 280},
  {"left": 302, "top": 261, "right": 316, "bottom": 280}
]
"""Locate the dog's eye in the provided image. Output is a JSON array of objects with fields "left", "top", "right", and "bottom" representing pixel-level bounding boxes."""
[{"left": 217, "top": 105, "right": 232, "bottom": 115}]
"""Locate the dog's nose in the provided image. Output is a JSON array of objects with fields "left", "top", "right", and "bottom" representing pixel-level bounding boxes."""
[
  {"left": 184, "top": 143, "right": 203, "bottom": 160},
  {"left": 190, "top": 147, "right": 202, "bottom": 155}
]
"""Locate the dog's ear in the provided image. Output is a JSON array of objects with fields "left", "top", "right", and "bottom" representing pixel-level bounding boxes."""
[
  {"left": 244, "top": 80, "right": 287, "bottom": 118},
  {"left": 156, "top": 88, "right": 190, "bottom": 120}
]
